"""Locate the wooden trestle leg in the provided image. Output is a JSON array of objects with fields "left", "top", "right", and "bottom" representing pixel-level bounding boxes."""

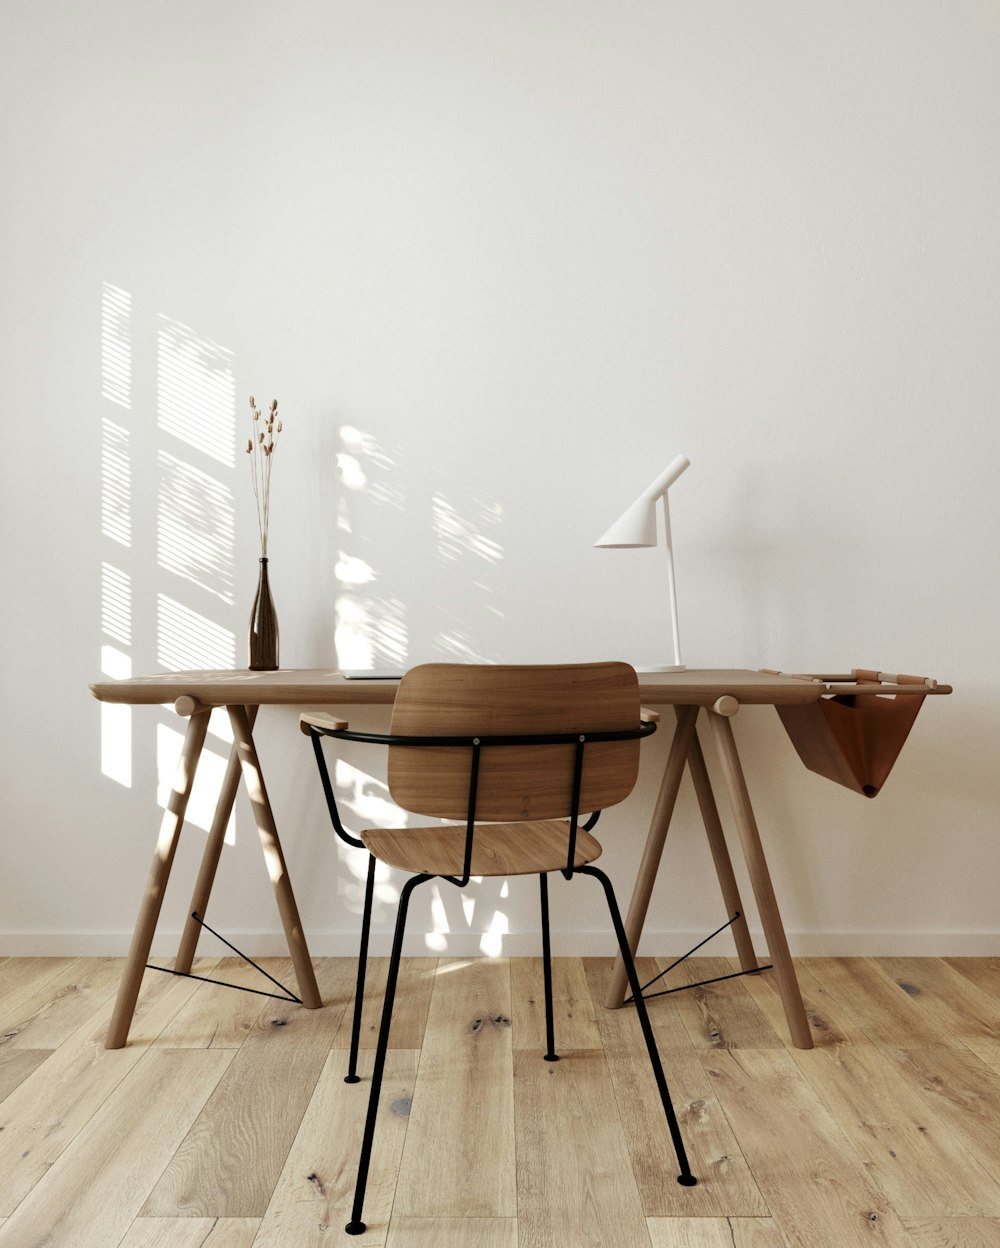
[
  {"left": 174, "top": 706, "right": 259, "bottom": 974},
  {"left": 105, "top": 707, "right": 211, "bottom": 1048},
  {"left": 227, "top": 705, "right": 322, "bottom": 1010},
  {"left": 706, "top": 707, "right": 813, "bottom": 1049},
  {"left": 605, "top": 705, "right": 699, "bottom": 1009},
  {"left": 685, "top": 723, "right": 759, "bottom": 974}
]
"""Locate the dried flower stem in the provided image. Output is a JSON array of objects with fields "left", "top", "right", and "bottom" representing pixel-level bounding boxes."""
[{"left": 246, "top": 396, "right": 282, "bottom": 555}]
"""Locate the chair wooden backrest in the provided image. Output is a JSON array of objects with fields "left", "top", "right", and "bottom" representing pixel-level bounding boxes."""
[{"left": 386, "top": 662, "right": 643, "bottom": 822}]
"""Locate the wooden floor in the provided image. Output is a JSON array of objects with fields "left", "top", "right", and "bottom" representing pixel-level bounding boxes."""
[{"left": 0, "top": 955, "right": 998, "bottom": 1247}]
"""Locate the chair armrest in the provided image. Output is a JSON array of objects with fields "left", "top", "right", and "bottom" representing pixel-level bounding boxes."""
[
  {"left": 640, "top": 707, "right": 660, "bottom": 723},
  {"left": 300, "top": 710, "right": 350, "bottom": 736}
]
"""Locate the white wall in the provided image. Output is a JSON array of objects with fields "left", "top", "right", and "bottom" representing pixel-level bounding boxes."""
[{"left": 3, "top": 1, "right": 998, "bottom": 960}]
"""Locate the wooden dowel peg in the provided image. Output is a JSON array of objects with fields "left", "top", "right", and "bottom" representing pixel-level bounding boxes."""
[
  {"left": 174, "top": 695, "right": 206, "bottom": 718},
  {"left": 712, "top": 695, "right": 740, "bottom": 718}
]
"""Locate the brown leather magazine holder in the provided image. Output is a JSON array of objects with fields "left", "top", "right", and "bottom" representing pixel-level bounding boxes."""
[{"left": 776, "top": 670, "right": 936, "bottom": 798}]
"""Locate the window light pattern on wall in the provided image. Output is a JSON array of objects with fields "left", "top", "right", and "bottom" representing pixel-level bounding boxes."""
[
  {"left": 157, "top": 594, "right": 235, "bottom": 671},
  {"left": 335, "top": 424, "right": 410, "bottom": 671},
  {"left": 98, "top": 284, "right": 240, "bottom": 820},
  {"left": 101, "top": 418, "right": 131, "bottom": 547},
  {"left": 99, "top": 284, "right": 135, "bottom": 787},
  {"left": 101, "top": 283, "right": 131, "bottom": 409},
  {"left": 101, "top": 563, "right": 132, "bottom": 647},
  {"left": 157, "top": 450, "right": 235, "bottom": 604},
  {"left": 156, "top": 316, "right": 235, "bottom": 467}
]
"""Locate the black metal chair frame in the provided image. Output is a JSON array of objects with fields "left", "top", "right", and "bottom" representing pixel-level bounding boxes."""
[{"left": 307, "top": 717, "right": 697, "bottom": 1236}]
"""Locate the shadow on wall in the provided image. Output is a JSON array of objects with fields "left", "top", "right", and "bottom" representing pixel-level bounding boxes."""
[
  {"left": 99, "top": 281, "right": 238, "bottom": 840},
  {"left": 333, "top": 423, "right": 505, "bottom": 669},
  {"left": 98, "top": 282, "right": 514, "bottom": 949},
  {"left": 331, "top": 424, "right": 512, "bottom": 948}
]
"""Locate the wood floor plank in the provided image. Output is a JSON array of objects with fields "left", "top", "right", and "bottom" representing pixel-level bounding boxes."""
[
  {"left": 127, "top": 957, "right": 225, "bottom": 1046},
  {"left": 804, "top": 957, "right": 962, "bottom": 1049},
  {"left": 385, "top": 1217, "right": 517, "bottom": 1247},
  {"left": 879, "top": 1045, "right": 1000, "bottom": 1187},
  {"left": 254, "top": 1048, "right": 418, "bottom": 1247},
  {"left": 0, "top": 957, "right": 123, "bottom": 1049},
  {"left": 150, "top": 958, "right": 298, "bottom": 1049},
  {"left": 143, "top": 960, "right": 354, "bottom": 1218},
  {"left": 514, "top": 1047, "right": 652, "bottom": 1248},
  {"left": 725, "top": 1221, "right": 789, "bottom": 1248},
  {"left": 700, "top": 1046, "right": 916, "bottom": 1247},
  {"left": 737, "top": 959, "right": 1000, "bottom": 1215},
  {"left": 583, "top": 958, "right": 768, "bottom": 1218},
  {"left": 0, "top": 1048, "right": 50, "bottom": 1104},
  {"left": 0, "top": 1048, "right": 232, "bottom": 1248},
  {"left": 118, "top": 1218, "right": 260, "bottom": 1248},
  {"left": 733, "top": 953, "right": 854, "bottom": 1052},
  {"left": 0, "top": 959, "right": 220, "bottom": 1216},
  {"left": 331, "top": 957, "right": 436, "bottom": 1051},
  {"left": 874, "top": 958, "right": 1000, "bottom": 1068},
  {"left": 656, "top": 956, "right": 784, "bottom": 1051},
  {"left": 8, "top": 955, "right": 1000, "bottom": 1246},
  {"left": 903, "top": 1217, "right": 1000, "bottom": 1247},
  {"left": 510, "top": 956, "right": 602, "bottom": 1051},
  {"left": 0, "top": 957, "right": 78, "bottom": 1018},
  {"left": 646, "top": 1219, "right": 786, "bottom": 1247},
  {"left": 117, "top": 1218, "right": 219, "bottom": 1247},
  {"left": 943, "top": 959, "right": 1000, "bottom": 1004},
  {"left": 394, "top": 958, "right": 515, "bottom": 1218},
  {"left": 201, "top": 1219, "right": 260, "bottom": 1248}
]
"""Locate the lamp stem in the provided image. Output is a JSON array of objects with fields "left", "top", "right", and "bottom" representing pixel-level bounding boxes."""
[{"left": 661, "top": 494, "right": 682, "bottom": 668}]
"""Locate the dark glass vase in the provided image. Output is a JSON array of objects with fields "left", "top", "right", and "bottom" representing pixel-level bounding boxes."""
[{"left": 249, "top": 556, "right": 279, "bottom": 670}]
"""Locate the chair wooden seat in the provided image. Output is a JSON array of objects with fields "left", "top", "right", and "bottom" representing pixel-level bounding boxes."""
[{"left": 361, "top": 820, "right": 603, "bottom": 877}]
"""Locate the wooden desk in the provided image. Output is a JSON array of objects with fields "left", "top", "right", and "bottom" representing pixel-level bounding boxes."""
[{"left": 90, "top": 667, "right": 940, "bottom": 1051}]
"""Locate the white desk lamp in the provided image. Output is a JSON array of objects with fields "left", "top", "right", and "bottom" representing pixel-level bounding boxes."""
[{"left": 594, "top": 454, "right": 690, "bottom": 671}]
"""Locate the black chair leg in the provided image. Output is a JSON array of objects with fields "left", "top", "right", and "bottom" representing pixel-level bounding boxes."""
[
  {"left": 539, "top": 873, "right": 559, "bottom": 1062},
  {"left": 576, "top": 864, "right": 697, "bottom": 1187},
  {"left": 345, "top": 854, "right": 376, "bottom": 1083},
  {"left": 346, "top": 872, "right": 431, "bottom": 1237}
]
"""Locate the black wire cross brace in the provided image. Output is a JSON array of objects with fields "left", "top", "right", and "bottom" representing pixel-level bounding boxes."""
[
  {"left": 624, "top": 912, "right": 772, "bottom": 1004},
  {"left": 145, "top": 912, "right": 303, "bottom": 1004}
]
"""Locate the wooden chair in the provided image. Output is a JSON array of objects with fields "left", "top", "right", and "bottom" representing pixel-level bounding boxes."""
[{"left": 302, "top": 661, "right": 696, "bottom": 1235}]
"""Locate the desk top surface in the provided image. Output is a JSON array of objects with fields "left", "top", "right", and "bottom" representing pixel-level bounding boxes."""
[{"left": 90, "top": 666, "right": 832, "bottom": 708}]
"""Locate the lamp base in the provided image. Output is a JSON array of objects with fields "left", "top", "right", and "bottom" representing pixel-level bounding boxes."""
[{"left": 633, "top": 663, "right": 687, "bottom": 673}]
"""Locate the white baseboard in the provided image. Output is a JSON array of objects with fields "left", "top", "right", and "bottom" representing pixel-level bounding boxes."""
[{"left": 1, "top": 928, "right": 997, "bottom": 958}]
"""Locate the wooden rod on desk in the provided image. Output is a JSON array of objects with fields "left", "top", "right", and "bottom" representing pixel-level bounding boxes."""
[
  {"left": 106, "top": 706, "right": 211, "bottom": 1048},
  {"left": 605, "top": 704, "right": 699, "bottom": 1009}
]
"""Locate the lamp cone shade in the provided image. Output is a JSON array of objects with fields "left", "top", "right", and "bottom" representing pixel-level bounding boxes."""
[
  {"left": 594, "top": 496, "right": 657, "bottom": 547},
  {"left": 594, "top": 455, "right": 690, "bottom": 548}
]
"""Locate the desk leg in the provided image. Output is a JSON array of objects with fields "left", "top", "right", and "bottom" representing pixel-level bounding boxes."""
[
  {"left": 228, "top": 705, "right": 322, "bottom": 1010},
  {"left": 605, "top": 705, "right": 699, "bottom": 1009},
  {"left": 106, "top": 707, "right": 211, "bottom": 1049},
  {"left": 686, "top": 723, "right": 758, "bottom": 973},
  {"left": 175, "top": 706, "right": 259, "bottom": 974},
  {"left": 706, "top": 711, "right": 813, "bottom": 1050}
]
